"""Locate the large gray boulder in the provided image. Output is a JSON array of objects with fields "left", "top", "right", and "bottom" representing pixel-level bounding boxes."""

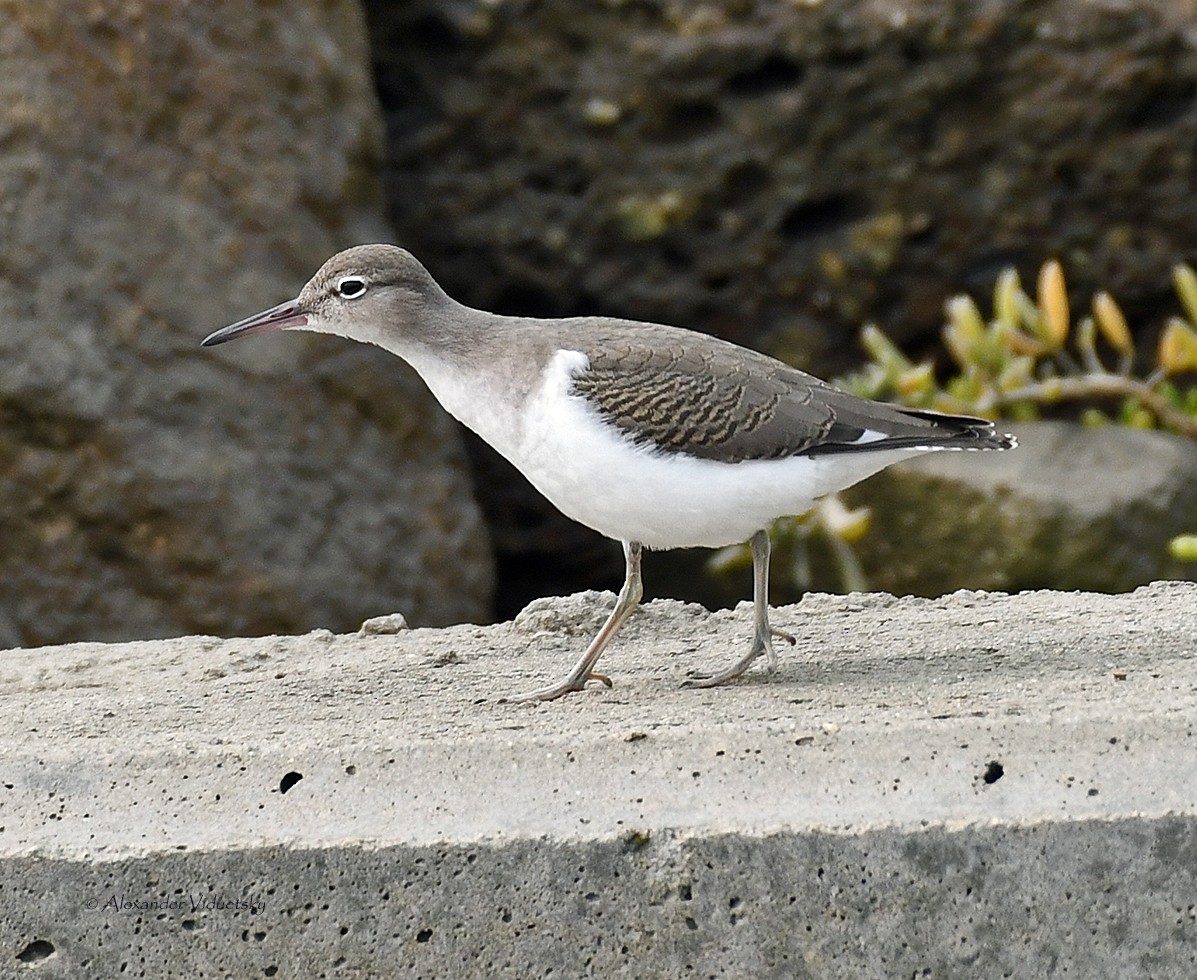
[
  {"left": 844, "top": 422, "right": 1197, "bottom": 595},
  {"left": 0, "top": 1, "right": 492, "bottom": 648}
]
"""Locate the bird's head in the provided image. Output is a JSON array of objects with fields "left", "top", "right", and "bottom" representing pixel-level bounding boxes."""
[{"left": 201, "top": 244, "right": 446, "bottom": 350}]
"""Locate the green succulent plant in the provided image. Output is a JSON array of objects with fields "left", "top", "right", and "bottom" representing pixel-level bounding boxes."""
[
  {"left": 839, "top": 259, "right": 1197, "bottom": 437},
  {"left": 711, "top": 259, "right": 1197, "bottom": 587}
]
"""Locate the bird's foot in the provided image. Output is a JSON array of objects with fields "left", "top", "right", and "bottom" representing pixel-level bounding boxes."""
[
  {"left": 682, "top": 623, "right": 793, "bottom": 689},
  {"left": 682, "top": 639, "right": 768, "bottom": 689},
  {"left": 681, "top": 659, "right": 755, "bottom": 689},
  {"left": 505, "top": 671, "right": 612, "bottom": 703}
]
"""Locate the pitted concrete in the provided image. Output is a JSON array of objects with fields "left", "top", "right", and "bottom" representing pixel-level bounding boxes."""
[{"left": 2, "top": 583, "right": 1196, "bottom": 977}]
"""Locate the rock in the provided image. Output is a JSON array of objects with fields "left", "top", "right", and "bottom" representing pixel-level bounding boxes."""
[
  {"left": 842, "top": 422, "right": 1197, "bottom": 595},
  {"left": 0, "top": 1, "right": 492, "bottom": 649},
  {"left": 365, "top": 0, "right": 1197, "bottom": 367},
  {"left": 512, "top": 592, "right": 711, "bottom": 642},
  {"left": 358, "top": 613, "right": 410, "bottom": 636},
  {"left": 513, "top": 591, "right": 617, "bottom": 638}
]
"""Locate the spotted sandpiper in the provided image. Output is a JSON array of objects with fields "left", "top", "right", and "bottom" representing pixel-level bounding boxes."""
[{"left": 203, "top": 245, "right": 1015, "bottom": 701}]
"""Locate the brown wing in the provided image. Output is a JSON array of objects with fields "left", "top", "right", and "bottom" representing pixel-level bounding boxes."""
[{"left": 567, "top": 323, "right": 1009, "bottom": 463}]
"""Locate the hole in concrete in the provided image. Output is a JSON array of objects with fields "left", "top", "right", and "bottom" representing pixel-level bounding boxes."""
[
  {"left": 982, "top": 761, "right": 1004, "bottom": 784},
  {"left": 16, "top": 940, "right": 55, "bottom": 962},
  {"left": 416, "top": 928, "right": 433, "bottom": 943},
  {"left": 279, "top": 772, "right": 303, "bottom": 794},
  {"left": 684, "top": 916, "right": 698, "bottom": 931},
  {"left": 622, "top": 830, "right": 651, "bottom": 852}
]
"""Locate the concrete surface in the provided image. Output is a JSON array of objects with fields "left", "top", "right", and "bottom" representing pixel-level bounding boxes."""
[{"left": 2, "top": 582, "right": 1196, "bottom": 978}]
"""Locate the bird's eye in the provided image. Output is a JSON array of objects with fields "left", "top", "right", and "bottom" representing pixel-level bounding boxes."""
[{"left": 336, "top": 276, "right": 367, "bottom": 299}]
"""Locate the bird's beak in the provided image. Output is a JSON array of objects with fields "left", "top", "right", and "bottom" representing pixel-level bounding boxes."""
[{"left": 201, "top": 298, "right": 307, "bottom": 347}]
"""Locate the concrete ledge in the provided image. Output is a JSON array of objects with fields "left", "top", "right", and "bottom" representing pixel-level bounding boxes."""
[{"left": 3, "top": 583, "right": 1196, "bottom": 977}]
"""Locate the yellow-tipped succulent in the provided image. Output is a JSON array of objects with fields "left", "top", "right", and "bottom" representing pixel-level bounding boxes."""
[
  {"left": 993, "top": 268, "right": 1023, "bottom": 329},
  {"left": 1158, "top": 317, "right": 1197, "bottom": 375},
  {"left": 942, "top": 295, "right": 986, "bottom": 368},
  {"left": 1036, "top": 260, "right": 1070, "bottom": 349},
  {"left": 729, "top": 255, "right": 1197, "bottom": 599},
  {"left": 859, "top": 323, "right": 913, "bottom": 374},
  {"left": 849, "top": 257, "right": 1197, "bottom": 440},
  {"left": 1172, "top": 264, "right": 1197, "bottom": 327},
  {"left": 1092, "top": 291, "right": 1133, "bottom": 355},
  {"left": 815, "top": 496, "right": 872, "bottom": 544}
]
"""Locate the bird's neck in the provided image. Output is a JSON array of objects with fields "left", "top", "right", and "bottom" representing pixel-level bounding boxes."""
[
  {"left": 400, "top": 308, "right": 549, "bottom": 457},
  {"left": 386, "top": 302, "right": 512, "bottom": 377}
]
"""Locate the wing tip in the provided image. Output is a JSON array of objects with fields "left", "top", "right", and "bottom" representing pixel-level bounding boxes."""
[
  {"left": 950, "top": 415, "right": 1014, "bottom": 448},
  {"left": 945, "top": 421, "right": 1017, "bottom": 452},
  {"left": 807, "top": 416, "right": 1017, "bottom": 456},
  {"left": 908, "top": 409, "right": 1017, "bottom": 451}
]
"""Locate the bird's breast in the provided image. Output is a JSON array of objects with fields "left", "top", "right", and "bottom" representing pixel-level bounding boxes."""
[{"left": 407, "top": 351, "right": 527, "bottom": 460}]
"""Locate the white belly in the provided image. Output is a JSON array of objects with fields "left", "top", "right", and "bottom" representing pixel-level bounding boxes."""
[{"left": 512, "top": 350, "right": 924, "bottom": 549}]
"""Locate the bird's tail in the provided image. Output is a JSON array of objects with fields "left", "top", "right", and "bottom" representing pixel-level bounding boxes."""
[
  {"left": 891, "top": 408, "right": 1017, "bottom": 451},
  {"left": 807, "top": 407, "right": 1017, "bottom": 456}
]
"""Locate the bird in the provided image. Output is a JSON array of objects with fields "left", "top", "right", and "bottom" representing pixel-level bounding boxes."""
[{"left": 202, "top": 244, "right": 1015, "bottom": 701}]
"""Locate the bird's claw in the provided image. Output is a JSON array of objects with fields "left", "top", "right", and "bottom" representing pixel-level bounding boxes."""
[{"left": 504, "top": 670, "right": 613, "bottom": 703}]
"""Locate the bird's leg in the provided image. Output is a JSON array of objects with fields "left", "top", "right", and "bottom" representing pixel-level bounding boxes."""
[
  {"left": 684, "top": 528, "right": 788, "bottom": 688},
  {"left": 510, "top": 540, "right": 644, "bottom": 702}
]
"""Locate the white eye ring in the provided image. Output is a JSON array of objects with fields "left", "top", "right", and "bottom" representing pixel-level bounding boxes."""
[{"left": 336, "top": 276, "right": 367, "bottom": 299}]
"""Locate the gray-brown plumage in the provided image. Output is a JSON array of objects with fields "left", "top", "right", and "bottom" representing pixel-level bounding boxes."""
[
  {"left": 203, "top": 244, "right": 1016, "bottom": 702},
  {"left": 568, "top": 324, "right": 1012, "bottom": 462}
]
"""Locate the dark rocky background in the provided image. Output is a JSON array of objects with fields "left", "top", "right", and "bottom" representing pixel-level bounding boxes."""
[
  {"left": 2, "top": 0, "right": 1196, "bottom": 646},
  {"left": 367, "top": 0, "right": 1197, "bottom": 361},
  {"left": 364, "top": 0, "right": 1197, "bottom": 618}
]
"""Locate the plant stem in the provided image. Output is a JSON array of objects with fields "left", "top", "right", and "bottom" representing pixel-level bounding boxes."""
[{"left": 976, "top": 373, "right": 1197, "bottom": 438}]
